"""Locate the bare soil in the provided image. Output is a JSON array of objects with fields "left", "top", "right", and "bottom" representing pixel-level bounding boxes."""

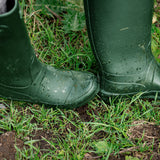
[
  {"left": 0, "top": 131, "right": 23, "bottom": 160},
  {"left": 1, "top": 111, "right": 160, "bottom": 160},
  {"left": 109, "top": 121, "right": 160, "bottom": 160}
]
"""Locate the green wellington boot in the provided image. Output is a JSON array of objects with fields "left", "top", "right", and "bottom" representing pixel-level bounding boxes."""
[
  {"left": 84, "top": 0, "right": 160, "bottom": 100},
  {"left": 0, "top": 0, "right": 99, "bottom": 108}
]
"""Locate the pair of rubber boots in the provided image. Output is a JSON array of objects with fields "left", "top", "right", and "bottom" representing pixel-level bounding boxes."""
[{"left": 0, "top": 0, "right": 159, "bottom": 108}]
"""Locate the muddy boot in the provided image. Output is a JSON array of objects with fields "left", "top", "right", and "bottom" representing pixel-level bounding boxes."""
[
  {"left": 84, "top": 0, "right": 160, "bottom": 100},
  {"left": 0, "top": 0, "right": 99, "bottom": 108}
]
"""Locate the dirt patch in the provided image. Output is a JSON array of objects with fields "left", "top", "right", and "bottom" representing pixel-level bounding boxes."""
[
  {"left": 0, "top": 130, "right": 62, "bottom": 159},
  {"left": 75, "top": 104, "right": 92, "bottom": 122},
  {"left": 75, "top": 100, "right": 102, "bottom": 122},
  {"left": 128, "top": 120, "right": 160, "bottom": 143},
  {"left": 84, "top": 153, "right": 102, "bottom": 160},
  {"left": 127, "top": 121, "right": 160, "bottom": 159},
  {"left": 109, "top": 121, "right": 160, "bottom": 160},
  {"left": 0, "top": 131, "right": 24, "bottom": 160},
  {"left": 29, "top": 129, "right": 57, "bottom": 152}
]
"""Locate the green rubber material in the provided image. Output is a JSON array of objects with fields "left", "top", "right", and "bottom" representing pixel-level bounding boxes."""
[
  {"left": 84, "top": 0, "right": 160, "bottom": 100},
  {"left": 0, "top": 0, "right": 99, "bottom": 108}
]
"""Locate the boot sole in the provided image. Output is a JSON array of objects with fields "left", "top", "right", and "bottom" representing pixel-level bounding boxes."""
[
  {"left": 100, "top": 90, "right": 160, "bottom": 102},
  {"left": 0, "top": 78, "right": 100, "bottom": 109}
]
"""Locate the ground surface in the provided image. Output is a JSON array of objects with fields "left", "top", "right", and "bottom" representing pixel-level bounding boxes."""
[{"left": 1, "top": 106, "right": 160, "bottom": 160}]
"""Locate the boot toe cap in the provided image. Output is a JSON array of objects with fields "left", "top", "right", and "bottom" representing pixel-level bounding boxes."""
[
  {"left": 64, "top": 71, "right": 99, "bottom": 108},
  {"left": 37, "top": 66, "right": 99, "bottom": 108}
]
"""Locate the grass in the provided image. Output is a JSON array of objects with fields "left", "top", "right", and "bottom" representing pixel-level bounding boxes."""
[{"left": 0, "top": 0, "right": 160, "bottom": 159}]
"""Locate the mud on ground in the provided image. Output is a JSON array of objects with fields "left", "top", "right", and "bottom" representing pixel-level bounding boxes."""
[{"left": 1, "top": 117, "right": 160, "bottom": 160}]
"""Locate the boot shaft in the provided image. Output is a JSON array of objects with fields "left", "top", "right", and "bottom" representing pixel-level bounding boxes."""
[
  {"left": 84, "top": 0, "right": 154, "bottom": 75},
  {"left": 0, "top": 0, "right": 40, "bottom": 87}
]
